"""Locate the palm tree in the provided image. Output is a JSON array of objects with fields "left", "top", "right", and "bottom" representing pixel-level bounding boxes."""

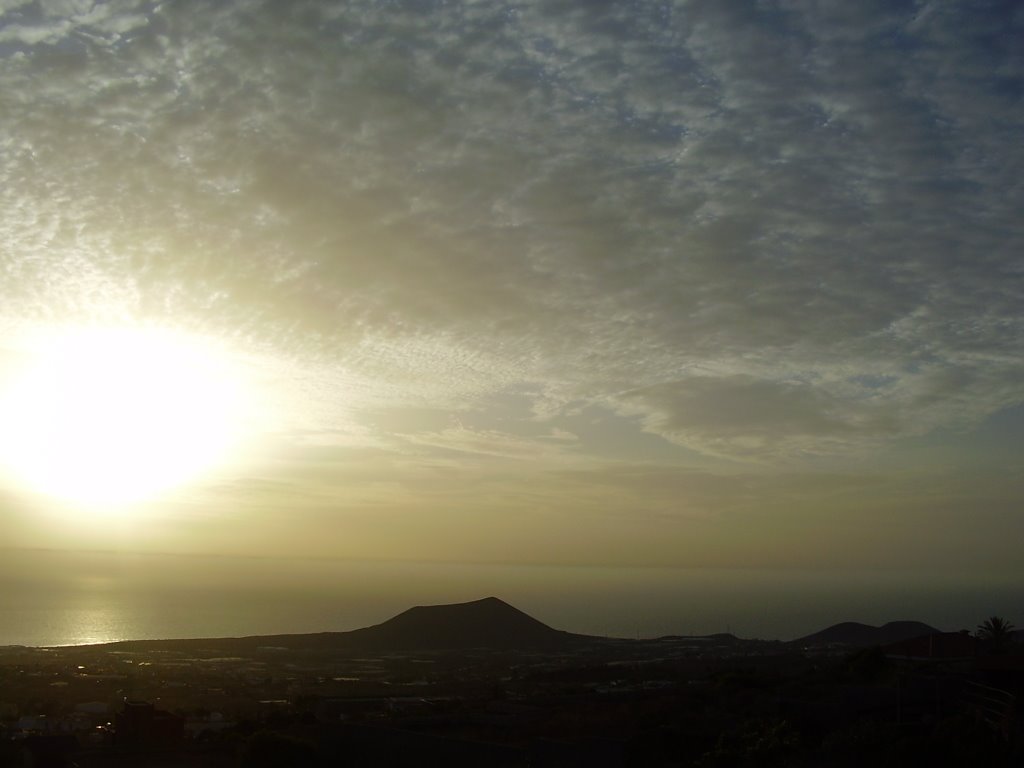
[{"left": 976, "top": 616, "right": 1015, "bottom": 652}]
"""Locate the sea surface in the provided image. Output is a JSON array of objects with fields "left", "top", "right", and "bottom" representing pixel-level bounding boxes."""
[{"left": 1, "top": 548, "right": 1020, "bottom": 647}]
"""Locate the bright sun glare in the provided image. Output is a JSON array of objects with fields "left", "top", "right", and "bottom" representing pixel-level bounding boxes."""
[{"left": 0, "top": 325, "right": 249, "bottom": 511}]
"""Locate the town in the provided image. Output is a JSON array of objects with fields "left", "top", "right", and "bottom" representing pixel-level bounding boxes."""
[{"left": 0, "top": 599, "right": 1020, "bottom": 766}]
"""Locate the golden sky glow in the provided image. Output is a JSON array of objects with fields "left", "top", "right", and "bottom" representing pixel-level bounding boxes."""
[{"left": 0, "top": 1, "right": 1020, "bottom": 584}]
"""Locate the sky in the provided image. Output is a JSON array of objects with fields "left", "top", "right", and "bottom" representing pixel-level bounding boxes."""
[{"left": 0, "top": 0, "right": 1022, "bottom": 602}]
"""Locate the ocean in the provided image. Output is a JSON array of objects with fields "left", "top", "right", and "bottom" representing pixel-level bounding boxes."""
[{"left": 1, "top": 548, "right": 1020, "bottom": 647}]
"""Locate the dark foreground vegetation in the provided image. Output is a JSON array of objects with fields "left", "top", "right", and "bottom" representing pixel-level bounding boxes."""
[{"left": 0, "top": 600, "right": 1020, "bottom": 766}]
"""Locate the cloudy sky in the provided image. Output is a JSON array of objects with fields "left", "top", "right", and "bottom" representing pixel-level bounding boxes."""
[{"left": 1, "top": 0, "right": 1022, "bottom": 582}]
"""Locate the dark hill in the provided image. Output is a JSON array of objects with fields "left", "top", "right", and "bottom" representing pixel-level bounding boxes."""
[
  {"left": 794, "top": 620, "right": 937, "bottom": 647},
  {"left": 338, "top": 596, "right": 583, "bottom": 650},
  {"left": 97, "top": 597, "right": 591, "bottom": 654}
]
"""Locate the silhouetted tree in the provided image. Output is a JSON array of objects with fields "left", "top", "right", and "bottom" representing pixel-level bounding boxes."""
[{"left": 976, "top": 616, "right": 1015, "bottom": 653}]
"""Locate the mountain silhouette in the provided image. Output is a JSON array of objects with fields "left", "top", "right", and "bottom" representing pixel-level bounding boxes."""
[
  {"left": 793, "top": 620, "right": 937, "bottom": 647},
  {"left": 336, "top": 596, "right": 583, "bottom": 650},
  {"left": 88, "top": 600, "right": 942, "bottom": 654},
  {"left": 100, "top": 597, "right": 590, "bottom": 653}
]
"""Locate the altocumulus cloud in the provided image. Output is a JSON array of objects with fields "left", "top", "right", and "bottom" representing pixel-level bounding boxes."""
[{"left": 0, "top": 0, "right": 1021, "bottom": 463}]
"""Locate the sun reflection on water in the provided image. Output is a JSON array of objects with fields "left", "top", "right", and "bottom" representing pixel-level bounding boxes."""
[{"left": 45, "top": 606, "right": 130, "bottom": 647}]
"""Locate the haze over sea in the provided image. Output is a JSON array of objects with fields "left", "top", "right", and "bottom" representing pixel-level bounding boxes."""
[{"left": 2, "top": 549, "right": 1019, "bottom": 648}]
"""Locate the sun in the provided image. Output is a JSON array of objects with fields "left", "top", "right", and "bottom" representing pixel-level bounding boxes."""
[{"left": 0, "top": 325, "right": 250, "bottom": 510}]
